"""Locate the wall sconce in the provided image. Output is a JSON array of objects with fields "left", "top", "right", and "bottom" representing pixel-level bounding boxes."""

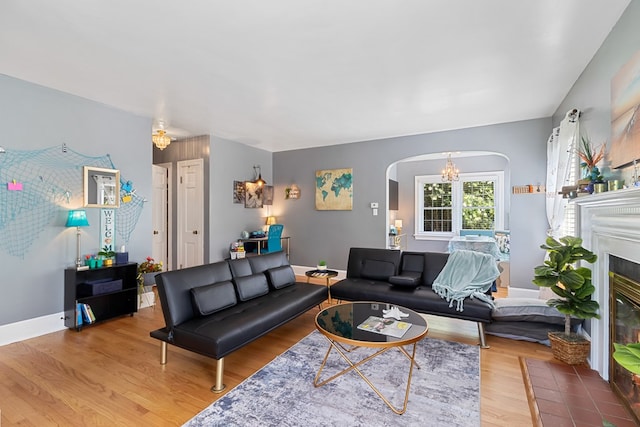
[
  {"left": 441, "top": 153, "right": 460, "bottom": 182},
  {"left": 66, "top": 209, "right": 90, "bottom": 269},
  {"left": 253, "top": 165, "right": 266, "bottom": 187}
]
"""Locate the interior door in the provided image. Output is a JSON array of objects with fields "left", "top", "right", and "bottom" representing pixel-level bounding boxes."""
[
  {"left": 151, "top": 164, "right": 169, "bottom": 270},
  {"left": 177, "top": 159, "right": 204, "bottom": 268}
]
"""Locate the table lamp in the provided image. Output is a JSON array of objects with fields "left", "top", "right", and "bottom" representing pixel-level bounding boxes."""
[
  {"left": 394, "top": 219, "right": 403, "bottom": 235},
  {"left": 66, "top": 209, "right": 90, "bottom": 269},
  {"left": 265, "top": 216, "right": 277, "bottom": 226}
]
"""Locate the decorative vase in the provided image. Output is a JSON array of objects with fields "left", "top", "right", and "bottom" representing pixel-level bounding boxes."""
[
  {"left": 142, "top": 272, "right": 157, "bottom": 286},
  {"left": 548, "top": 332, "right": 590, "bottom": 365}
]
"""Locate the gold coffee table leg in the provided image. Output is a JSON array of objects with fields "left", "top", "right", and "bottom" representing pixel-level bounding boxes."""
[{"left": 314, "top": 338, "right": 421, "bottom": 415}]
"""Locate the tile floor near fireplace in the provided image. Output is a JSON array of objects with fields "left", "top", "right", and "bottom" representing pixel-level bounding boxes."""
[{"left": 522, "top": 358, "right": 637, "bottom": 427}]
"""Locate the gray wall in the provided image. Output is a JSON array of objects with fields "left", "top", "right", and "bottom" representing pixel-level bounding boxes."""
[
  {"left": 0, "top": 74, "right": 152, "bottom": 325},
  {"left": 209, "top": 135, "right": 272, "bottom": 261},
  {"left": 273, "top": 118, "right": 550, "bottom": 289},
  {"left": 554, "top": 0, "right": 640, "bottom": 186},
  {"left": 0, "top": 77, "right": 272, "bottom": 327}
]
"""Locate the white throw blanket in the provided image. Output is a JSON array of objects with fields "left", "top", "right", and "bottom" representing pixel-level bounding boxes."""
[{"left": 432, "top": 250, "right": 500, "bottom": 311}]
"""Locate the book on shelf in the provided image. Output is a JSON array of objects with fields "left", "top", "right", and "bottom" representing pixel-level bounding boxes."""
[
  {"left": 357, "top": 316, "right": 412, "bottom": 338},
  {"left": 81, "top": 303, "right": 96, "bottom": 324},
  {"left": 76, "top": 303, "right": 83, "bottom": 326}
]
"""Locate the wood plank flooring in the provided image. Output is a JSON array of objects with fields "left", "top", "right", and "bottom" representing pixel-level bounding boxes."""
[{"left": 0, "top": 281, "right": 553, "bottom": 426}]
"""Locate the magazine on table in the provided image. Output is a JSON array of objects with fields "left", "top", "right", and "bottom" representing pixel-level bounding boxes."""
[{"left": 357, "top": 316, "right": 412, "bottom": 338}]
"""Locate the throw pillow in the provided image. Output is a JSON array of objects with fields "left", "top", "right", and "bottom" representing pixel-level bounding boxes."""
[
  {"left": 360, "top": 259, "right": 396, "bottom": 280},
  {"left": 389, "top": 272, "right": 421, "bottom": 288},
  {"left": 190, "top": 281, "right": 237, "bottom": 316},
  {"left": 266, "top": 265, "right": 296, "bottom": 289},
  {"left": 234, "top": 274, "right": 270, "bottom": 301}
]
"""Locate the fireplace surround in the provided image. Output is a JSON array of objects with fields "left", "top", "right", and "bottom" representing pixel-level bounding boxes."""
[{"left": 573, "top": 187, "right": 640, "bottom": 381}]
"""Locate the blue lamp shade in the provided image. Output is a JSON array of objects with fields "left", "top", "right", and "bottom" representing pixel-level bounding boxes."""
[{"left": 66, "top": 210, "right": 90, "bottom": 227}]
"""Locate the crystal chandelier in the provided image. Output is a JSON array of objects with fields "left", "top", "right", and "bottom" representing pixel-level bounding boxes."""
[
  {"left": 152, "top": 129, "right": 171, "bottom": 150},
  {"left": 441, "top": 153, "right": 460, "bottom": 182}
]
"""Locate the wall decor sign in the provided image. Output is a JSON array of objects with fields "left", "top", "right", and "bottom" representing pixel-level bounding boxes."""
[
  {"left": 233, "top": 180, "right": 245, "bottom": 204},
  {"left": 611, "top": 49, "right": 640, "bottom": 169},
  {"left": 315, "top": 168, "right": 353, "bottom": 211},
  {"left": 244, "top": 181, "right": 263, "bottom": 208},
  {"left": 100, "top": 208, "right": 116, "bottom": 252}
]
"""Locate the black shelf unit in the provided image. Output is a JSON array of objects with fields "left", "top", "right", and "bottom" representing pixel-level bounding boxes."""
[{"left": 64, "top": 263, "right": 138, "bottom": 331}]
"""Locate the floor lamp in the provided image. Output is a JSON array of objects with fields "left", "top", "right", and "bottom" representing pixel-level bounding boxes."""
[{"left": 66, "top": 209, "right": 90, "bottom": 269}]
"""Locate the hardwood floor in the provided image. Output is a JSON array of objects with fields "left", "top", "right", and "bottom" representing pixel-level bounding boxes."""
[{"left": 0, "top": 282, "right": 552, "bottom": 426}]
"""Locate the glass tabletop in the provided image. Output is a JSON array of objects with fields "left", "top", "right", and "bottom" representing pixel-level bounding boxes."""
[{"left": 315, "top": 302, "right": 428, "bottom": 346}]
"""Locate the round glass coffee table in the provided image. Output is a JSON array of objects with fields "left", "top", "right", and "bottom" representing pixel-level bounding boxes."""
[{"left": 314, "top": 301, "right": 428, "bottom": 414}]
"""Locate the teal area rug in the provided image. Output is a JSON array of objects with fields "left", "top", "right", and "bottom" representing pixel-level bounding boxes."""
[{"left": 184, "top": 331, "right": 480, "bottom": 427}]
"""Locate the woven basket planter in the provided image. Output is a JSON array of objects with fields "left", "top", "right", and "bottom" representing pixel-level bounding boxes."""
[{"left": 548, "top": 332, "right": 590, "bottom": 365}]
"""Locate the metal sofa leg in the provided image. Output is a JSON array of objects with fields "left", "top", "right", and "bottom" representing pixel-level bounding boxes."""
[
  {"left": 160, "top": 341, "right": 167, "bottom": 365},
  {"left": 477, "top": 322, "right": 490, "bottom": 349},
  {"left": 211, "top": 358, "right": 226, "bottom": 393}
]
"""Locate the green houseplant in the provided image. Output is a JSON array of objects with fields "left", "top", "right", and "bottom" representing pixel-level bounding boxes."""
[
  {"left": 532, "top": 235, "right": 598, "bottom": 364},
  {"left": 98, "top": 245, "right": 117, "bottom": 266}
]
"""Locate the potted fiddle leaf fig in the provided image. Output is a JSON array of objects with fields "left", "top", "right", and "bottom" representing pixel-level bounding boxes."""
[{"left": 532, "top": 236, "right": 598, "bottom": 364}]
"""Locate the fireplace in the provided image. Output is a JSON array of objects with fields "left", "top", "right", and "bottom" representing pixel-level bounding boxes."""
[
  {"left": 609, "top": 255, "right": 640, "bottom": 423},
  {"left": 573, "top": 188, "right": 640, "bottom": 381}
]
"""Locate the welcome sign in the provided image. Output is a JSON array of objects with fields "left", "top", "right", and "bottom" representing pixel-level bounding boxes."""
[{"left": 100, "top": 208, "right": 116, "bottom": 252}]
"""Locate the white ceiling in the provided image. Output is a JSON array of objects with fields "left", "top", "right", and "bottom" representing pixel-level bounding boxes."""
[{"left": 0, "top": 1, "right": 631, "bottom": 152}]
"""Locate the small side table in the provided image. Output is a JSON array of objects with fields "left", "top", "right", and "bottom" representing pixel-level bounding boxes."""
[{"left": 305, "top": 269, "right": 339, "bottom": 304}]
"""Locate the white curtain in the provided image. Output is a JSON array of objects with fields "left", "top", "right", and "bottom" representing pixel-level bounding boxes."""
[{"left": 546, "top": 109, "right": 580, "bottom": 238}]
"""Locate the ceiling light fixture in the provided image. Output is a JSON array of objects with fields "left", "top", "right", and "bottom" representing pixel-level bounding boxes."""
[
  {"left": 441, "top": 153, "right": 460, "bottom": 182},
  {"left": 152, "top": 129, "right": 171, "bottom": 150}
]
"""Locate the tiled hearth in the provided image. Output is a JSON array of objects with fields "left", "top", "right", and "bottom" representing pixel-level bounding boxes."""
[{"left": 522, "top": 358, "right": 636, "bottom": 426}]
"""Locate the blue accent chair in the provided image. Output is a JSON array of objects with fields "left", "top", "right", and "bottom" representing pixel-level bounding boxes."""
[{"left": 262, "top": 224, "right": 284, "bottom": 254}]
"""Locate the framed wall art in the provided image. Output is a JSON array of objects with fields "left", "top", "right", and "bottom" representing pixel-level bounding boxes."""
[
  {"left": 315, "top": 168, "right": 353, "bottom": 210},
  {"left": 233, "top": 180, "right": 245, "bottom": 204},
  {"left": 611, "top": 49, "right": 640, "bottom": 169},
  {"left": 83, "top": 166, "right": 120, "bottom": 208},
  {"left": 244, "top": 181, "right": 263, "bottom": 208}
]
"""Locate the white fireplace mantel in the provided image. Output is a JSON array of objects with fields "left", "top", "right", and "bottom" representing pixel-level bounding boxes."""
[{"left": 573, "top": 187, "right": 640, "bottom": 380}]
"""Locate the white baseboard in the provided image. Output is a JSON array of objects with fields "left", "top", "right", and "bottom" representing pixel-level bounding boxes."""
[{"left": 0, "top": 312, "right": 66, "bottom": 347}]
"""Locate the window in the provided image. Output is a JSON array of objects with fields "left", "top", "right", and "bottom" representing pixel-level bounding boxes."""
[{"left": 415, "top": 172, "right": 504, "bottom": 239}]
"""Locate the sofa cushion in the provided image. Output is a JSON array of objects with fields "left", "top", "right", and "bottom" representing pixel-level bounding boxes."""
[
  {"left": 266, "top": 265, "right": 296, "bottom": 289},
  {"left": 389, "top": 272, "right": 421, "bottom": 288},
  {"left": 234, "top": 273, "right": 270, "bottom": 301},
  {"left": 491, "top": 298, "right": 581, "bottom": 326},
  {"left": 190, "top": 281, "right": 237, "bottom": 316},
  {"left": 229, "top": 258, "right": 253, "bottom": 278},
  {"left": 361, "top": 259, "right": 396, "bottom": 280}
]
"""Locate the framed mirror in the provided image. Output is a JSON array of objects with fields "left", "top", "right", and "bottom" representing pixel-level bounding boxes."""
[{"left": 83, "top": 166, "right": 120, "bottom": 208}]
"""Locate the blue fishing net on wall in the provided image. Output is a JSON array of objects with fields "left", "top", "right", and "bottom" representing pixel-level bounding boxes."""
[{"left": 0, "top": 145, "right": 145, "bottom": 258}]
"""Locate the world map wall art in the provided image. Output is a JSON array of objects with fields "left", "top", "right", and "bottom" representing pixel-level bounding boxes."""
[{"left": 315, "top": 168, "right": 353, "bottom": 211}]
